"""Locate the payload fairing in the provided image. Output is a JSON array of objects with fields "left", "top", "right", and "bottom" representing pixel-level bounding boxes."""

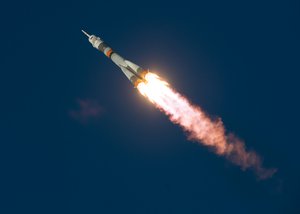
[{"left": 82, "top": 30, "right": 148, "bottom": 87}]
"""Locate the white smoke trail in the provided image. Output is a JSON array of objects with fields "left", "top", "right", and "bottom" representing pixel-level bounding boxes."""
[{"left": 138, "top": 73, "right": 276, "bottom": 179}]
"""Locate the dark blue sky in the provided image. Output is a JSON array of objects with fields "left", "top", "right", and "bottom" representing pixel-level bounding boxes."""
[{"left": 2, "top": 1, "right": 300, "bottom": 213}]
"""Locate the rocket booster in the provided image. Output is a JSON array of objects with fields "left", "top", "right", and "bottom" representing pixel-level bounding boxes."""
[{"left": 82, "top": 30, "right": 148, "bottom": 87}]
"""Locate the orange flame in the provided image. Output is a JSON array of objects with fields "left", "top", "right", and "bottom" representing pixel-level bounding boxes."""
[{"left": 137, "top": 72, "right": 276, "bottom": 179}]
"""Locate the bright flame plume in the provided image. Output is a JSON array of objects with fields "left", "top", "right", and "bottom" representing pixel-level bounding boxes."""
[{"left": 138, "top": 72, "right": 276, "bottom": 179}]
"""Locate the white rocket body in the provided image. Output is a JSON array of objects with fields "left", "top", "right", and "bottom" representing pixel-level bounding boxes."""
[{"left": 82, "top": 30, "right": 147, "bottom": 87}]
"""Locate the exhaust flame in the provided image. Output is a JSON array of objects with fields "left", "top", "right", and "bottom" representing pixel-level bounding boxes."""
[{"left": 138, "top": 73, "right": 276, "bottom": 179}]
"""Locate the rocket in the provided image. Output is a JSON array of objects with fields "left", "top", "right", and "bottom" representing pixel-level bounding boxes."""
[{"left": 82, "top": 30, "right": 148, "bottom": 87}]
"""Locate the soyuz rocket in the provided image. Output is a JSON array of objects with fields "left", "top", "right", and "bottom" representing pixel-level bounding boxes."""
[{"left": 82, "top": 30, "right": 148, "bottom": 87}]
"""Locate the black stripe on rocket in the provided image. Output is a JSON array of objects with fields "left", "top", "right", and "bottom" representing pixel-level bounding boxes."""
[
  {"left": 97, "top": 42, "right": 108, "bottom": 52},
  {"left": 97, "top": 42, "right": 114, "bottom": 58}
]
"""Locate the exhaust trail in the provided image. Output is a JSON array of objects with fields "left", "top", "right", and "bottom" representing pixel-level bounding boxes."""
[
  {"left": 138, "top": 73, "right": 276, "bottom": 180},
  {"left": 81, "top": 31, "right": 276, "bottom": 179}
]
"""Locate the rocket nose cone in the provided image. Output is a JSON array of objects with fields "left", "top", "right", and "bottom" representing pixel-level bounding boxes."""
[{"left": 82, "top": 30, "right": 91, "bottom": 38}]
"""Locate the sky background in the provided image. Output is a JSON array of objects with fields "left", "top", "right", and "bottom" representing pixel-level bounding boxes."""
[{"left": 1, "top": 0, "right": 300, "bottom": 213}]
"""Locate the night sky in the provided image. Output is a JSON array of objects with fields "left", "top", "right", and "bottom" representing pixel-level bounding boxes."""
[{"left": 2, "top": 1, "right": 300, "bottom": 213}]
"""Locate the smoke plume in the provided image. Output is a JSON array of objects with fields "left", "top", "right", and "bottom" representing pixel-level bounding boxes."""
[
  {"left": 138, "top": 73, "right": 276, "bottom": 179},
  {"left": 69, "top": 99, "right": 103, "bottom": 124}
]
